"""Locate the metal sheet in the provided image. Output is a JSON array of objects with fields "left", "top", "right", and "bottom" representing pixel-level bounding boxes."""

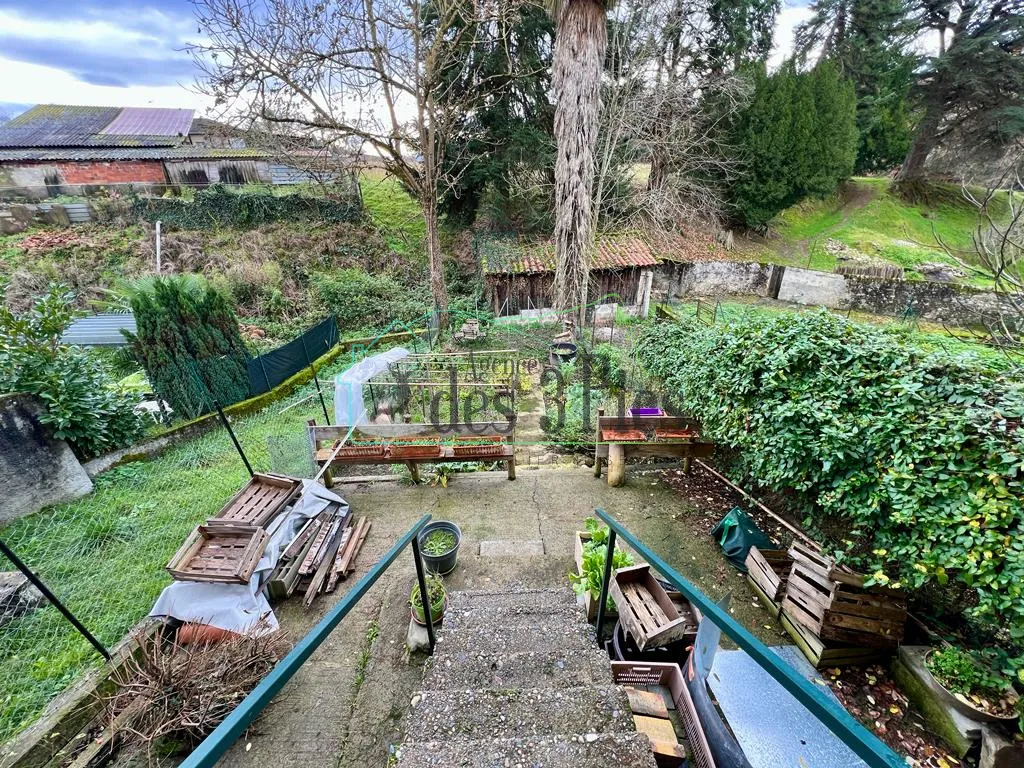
[
  {"left": 707, "top": 646, "right": 869, "bottom": 768},
  {"left": 61, "top": 313, "right": 137, "bottom": 346}
]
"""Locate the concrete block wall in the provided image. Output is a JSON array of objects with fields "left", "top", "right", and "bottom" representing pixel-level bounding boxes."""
[{"left": 0, "top": 394, "right": 93, "bottom": 524}]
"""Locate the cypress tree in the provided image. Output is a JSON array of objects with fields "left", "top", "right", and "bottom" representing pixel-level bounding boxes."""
[{"left": 126, "top": 277, "right": 250, "bottom": 418}]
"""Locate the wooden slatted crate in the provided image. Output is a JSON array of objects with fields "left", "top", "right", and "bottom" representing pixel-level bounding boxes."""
[
  {"left": 745, "top": 547, "right": 792, "bottom": 603},
  {"left": 167, "top": 524, "right": 269, "bottom": 584},
  {"left": 782, "top": 544, "right": 906, "bottom": 649},
  {"left": 610, "top": 564, "right": 700, "bottom": 651},
  {"left": 208, "top": 473, "right": 301, "bottom": 528}
]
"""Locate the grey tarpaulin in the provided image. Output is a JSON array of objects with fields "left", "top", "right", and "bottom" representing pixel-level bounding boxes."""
[{"left": 149, "top": 481, "right": 348, "bottom": 634}]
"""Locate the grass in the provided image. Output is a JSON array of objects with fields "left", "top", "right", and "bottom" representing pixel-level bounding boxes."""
[
  {"left": 0, "top": 355, "right": 357, "bottom": 744},
  {"left": 359, "top": 170, "right": 426, "bottom": 263},
  {"left": 772, "top": 178, "right": 994, "bottom": 283}
]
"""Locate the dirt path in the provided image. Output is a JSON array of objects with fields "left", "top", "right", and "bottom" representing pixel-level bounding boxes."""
[{"left": 772, "top": 180, "right": 880, "bottom": 265}]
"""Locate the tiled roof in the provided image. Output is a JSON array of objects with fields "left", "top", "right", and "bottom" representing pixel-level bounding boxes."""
[
  {"left": 480, "top": 234, "right": 659, "bottom": 275},
  {"left": 0, "top": 147, "right": 269, "bottom": 162},
  {"left": 0, "top": 104, "right": 193, "bottom": 149},
  {"left": 101, "top": 108, "right": 194, "bottom": 137}
]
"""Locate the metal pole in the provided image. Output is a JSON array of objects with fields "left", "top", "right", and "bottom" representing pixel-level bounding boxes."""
[
  {"left": 155, "top": 220, "right": 161, "bottom": 274},
  {"left": 0, "top": 539, "right": 110, "bottom": 661},
  {"left": 214, "top": 400, "right": 253, "bottom": 476},
  {"left": 410, "top": 537, "right": 436, "bottom": 652},
  {"left": 594, "top": 529, "right": 617, "bottom": 639},
  {"left": 300, "top": 335, "right": 331, "bottom": 423}
]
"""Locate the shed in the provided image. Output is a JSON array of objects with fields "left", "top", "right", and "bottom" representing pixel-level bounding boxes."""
[{"left": 480, "top": 235, "right": 659, "bottom": 317}]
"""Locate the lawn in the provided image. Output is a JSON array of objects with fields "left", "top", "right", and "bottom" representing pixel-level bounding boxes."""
[
  {"left": 772, "top": 178, "right": 994, "bottom": 281},
  {"left": 0, "top": 364, "right": 348, "bottom": 744},
  {"left": 359, "top": 170, "right": 426, "bottom": 263}
]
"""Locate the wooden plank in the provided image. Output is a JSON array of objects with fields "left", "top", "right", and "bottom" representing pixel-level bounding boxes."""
[
  {"left": 625, "top": 687, "right": 670, "bottom": 719},
  {"left": 299, "top": 521, "right": 334, "bottom": 576},
  {"left": 281, "top": 516, "right": 323, "bottom": 560},
  {"left": 345, "top": 519, "right": 372, "bottom": 575},
  {"left": 633, "top": 715, "right": 678, "bottom": 744},
  {"left": 338, "top": 517, "right": 368, "bottom": 575},
  {"left": 325, "top": 527, "right": 354, "bottom": 592},
  {"left": 302, "top": 525, "right": 345, "bottom": 609}
]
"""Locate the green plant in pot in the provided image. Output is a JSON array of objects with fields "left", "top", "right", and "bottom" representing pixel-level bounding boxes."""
[
  {"left": 410, "top": 574, "right": 447, "bottom": 626},
  {"left": 570, "top": 518, "right": 635, "bottom": 612},
  {"left": 925, "top": 647, "right": 1019, "bottom": 723}
]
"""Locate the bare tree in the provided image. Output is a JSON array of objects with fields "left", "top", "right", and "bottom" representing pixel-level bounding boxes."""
[
  {"left": 935, "top": 151, "right": 1024, "bottom": 350},
  {"left": 191, "top": 0, "right": 524, "bottom": 325},
  {"left": 594, "top": 0, "right": 747, "bottom": 235}
]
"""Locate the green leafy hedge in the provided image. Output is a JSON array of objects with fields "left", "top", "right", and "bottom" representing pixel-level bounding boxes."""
[
  {"left": 133, "top": 185, "right": 362, "bottom": 229},
  {"left": 636, "top": 310, "right": 1024, "bottom": 637}
]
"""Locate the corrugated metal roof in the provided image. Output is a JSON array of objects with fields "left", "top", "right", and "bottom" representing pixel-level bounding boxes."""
[
  {"left": 61, "top": 313, "right": 137, "bottom": 346},
  {"left": 0, "top": 105, "right": 122, "bottom": 147},
  {"left": 0, "top": 105, "right": 190, "bottom": 148},
  {"left": 0, "top": 147, "right": 269, "bottom": 161},
  {"left": 101, "top": 108, "right": 194, "bottom": 137},
  {"left": 481, "top": 235, "right": 659, "bottom": 275}
]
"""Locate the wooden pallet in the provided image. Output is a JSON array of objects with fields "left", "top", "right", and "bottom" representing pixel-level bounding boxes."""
[
  {"left": 783, "top": 544, "right": 906, "bottom": 648},
  {"left": 745, "top": 547, "right": 792, "bottom": 602},
  {"left": 167, "top": 524, "right": 268, "bottom": 584},
  {"left": 209, "top": 473, "right": 301, "bottom": 528},
  {"left": 610, "top": 565, "right": 698, "bottom": 651}
]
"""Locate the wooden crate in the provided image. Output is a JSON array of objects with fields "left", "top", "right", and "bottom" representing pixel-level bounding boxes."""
[
  {"left": 167, "top": 524, "right": 269, "bottom": 584},
  {"left": 208, "top": 473, "right": 301, "bottom": 528},
  {"left": 610, "top": 565, "right": 698, "bottom": 650},
  {"left": 780, "top": 610, "right": 892, "bottom": 669},
  {"left": 745, "top": 547, "right": 792, "bottom": 602},
  {"left": 782, "top": 544, "right": 907, "bottom": 648}
]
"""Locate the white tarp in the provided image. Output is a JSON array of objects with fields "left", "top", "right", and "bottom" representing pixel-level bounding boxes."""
[
  {"left": 149, "top": 480, "right": 348, "bottom": 635},
  {"left": 333, "top": 346, "right": 410, "bottom": 426}
]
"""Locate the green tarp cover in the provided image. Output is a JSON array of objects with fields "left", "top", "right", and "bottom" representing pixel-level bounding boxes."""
[{"left": 711, "top": 507, "right": 776, "bottom": 573}]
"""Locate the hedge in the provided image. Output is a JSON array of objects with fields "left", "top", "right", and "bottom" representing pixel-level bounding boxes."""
[{"left": 636, "top": 310, "right": 1024, "bottom": 641}]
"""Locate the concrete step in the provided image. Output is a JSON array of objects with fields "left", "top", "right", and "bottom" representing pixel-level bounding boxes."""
[
  {"left": 404, "top": 686, "right": 632, "bottom": 742},
  {"left": 447, "top": 588, "right": 576, "bottom": 613},
  {"left": 422, "top": 648, "right": 613, "bottom": 691},
  {"left": 433, "top": 620, "right": 596, "bottom": 660},
  {"left": 443, "top": 599, "right": 584, "bottom": 632},
  {"left": 397, "top": 732, "right": 657, "bottom": 768}
]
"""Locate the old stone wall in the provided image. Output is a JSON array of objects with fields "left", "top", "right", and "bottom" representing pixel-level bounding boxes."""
[
  {"left": 0, "top": 394, "right": 92, "bottom": 524},
  {"left": 652, "top": 260, "right": 772, "bottom": 302}
]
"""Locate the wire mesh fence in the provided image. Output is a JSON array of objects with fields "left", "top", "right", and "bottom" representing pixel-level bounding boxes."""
[{"left": 0, "top": 352, "right": 357, "bottom": 744}]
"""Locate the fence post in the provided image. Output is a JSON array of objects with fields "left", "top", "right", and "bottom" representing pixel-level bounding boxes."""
[
  {"left": 215, "top": 400, "right": 254, "bottom": 476},
  {"left": 0, "top": 539, "right": 110, "bottom": 661}
]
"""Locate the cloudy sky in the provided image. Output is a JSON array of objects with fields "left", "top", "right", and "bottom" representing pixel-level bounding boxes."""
[{"left": 0, "top": 0, "right": 813, "bottom": 119}]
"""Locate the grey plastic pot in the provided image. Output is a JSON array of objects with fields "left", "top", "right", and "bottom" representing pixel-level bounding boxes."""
[{"left": 418, "top": 521, "right": 462, "bottom": 575}]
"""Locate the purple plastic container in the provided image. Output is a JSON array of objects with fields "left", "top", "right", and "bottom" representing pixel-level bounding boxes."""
[{"left": 627, "top": 407, "right": 664, "bottom": 417}]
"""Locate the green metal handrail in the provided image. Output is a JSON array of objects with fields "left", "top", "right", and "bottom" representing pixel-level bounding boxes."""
[
  {"left": 179, "top": 513, "right": 434, "bottom": 768},
  {"left": 593, "top": 508, "right": 905, "bottom": 768}
]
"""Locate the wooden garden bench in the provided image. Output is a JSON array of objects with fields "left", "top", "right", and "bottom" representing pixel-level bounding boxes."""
[
  {"left": 308, "top": 416, "right": 517, "bottom": 484},
  {"left": 593, "top": 409, "right": 714, "bottom": 487}
]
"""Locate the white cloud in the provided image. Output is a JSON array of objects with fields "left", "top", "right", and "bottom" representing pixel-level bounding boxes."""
[{"left": 0, "top": 57, "right": 210, "bottom": 111}]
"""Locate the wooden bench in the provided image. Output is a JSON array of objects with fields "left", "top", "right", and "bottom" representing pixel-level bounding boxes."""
[
  {"left": 593, "top": 410, "right": 714, "bottom": 487},
  {"left": 308, "top": 417, "right": 517, "bottom": 484}
]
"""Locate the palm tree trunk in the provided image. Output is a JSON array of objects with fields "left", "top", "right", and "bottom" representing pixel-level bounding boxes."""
[{"left": 552, "top": 0, "right": 607, "bottom": 325}]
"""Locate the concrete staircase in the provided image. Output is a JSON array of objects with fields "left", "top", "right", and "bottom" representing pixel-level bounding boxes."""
[{"left": 397, "top": 588, "right": 657, "bottom": 767}]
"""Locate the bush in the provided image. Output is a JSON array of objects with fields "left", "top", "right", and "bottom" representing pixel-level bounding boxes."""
[
  {"left": 636, "top": 310, "right": 1024, "bottom": 640},
  {"left": 0, "top": 285, "right": 143, "bottom": 459},
  {"left": 312, "top": 269, "right": 430, "bottom": 332},
  {"left": 132, "top": 184, "right": 363, "bottom": 230}
]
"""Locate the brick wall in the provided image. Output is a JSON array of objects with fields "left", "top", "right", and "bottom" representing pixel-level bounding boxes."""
[{"left": 55, "top": 160, "right": 166, "bottom": 185}]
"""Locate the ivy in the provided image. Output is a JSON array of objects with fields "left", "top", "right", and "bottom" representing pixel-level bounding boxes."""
[{"left": 637, "top": 310, "right": 1024, "bottom": 639}]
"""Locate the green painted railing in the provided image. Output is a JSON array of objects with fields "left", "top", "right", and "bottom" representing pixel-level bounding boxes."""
[
  {"left": 593, "top": 507, "right": 905, "bottom": 768},
  {"left": 179, "top": 514, "right": 434, "bottom": 768}
]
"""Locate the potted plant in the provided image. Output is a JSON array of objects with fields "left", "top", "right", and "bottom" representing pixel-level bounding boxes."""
[
  {"left": 410, "top": 574, "right": 447, "bottom": 626},
  {"left": 570, "top": 518, "right": 635, "bottom": 621},
  {"left": 925, "top": 647, "right": 1020, "bottom": 724},
  {"left": 418, "top": 521, "right": 462, "bottom": 575}
]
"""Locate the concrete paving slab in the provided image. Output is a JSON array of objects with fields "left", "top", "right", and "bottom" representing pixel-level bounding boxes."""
[{"left": 478, "top": 539, "right": 545, "bottom": 556}]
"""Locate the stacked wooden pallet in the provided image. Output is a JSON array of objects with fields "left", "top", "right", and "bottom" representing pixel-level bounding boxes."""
[
  {"left": 265, "top": 505, "right": 371, "bottom": 608},
  {"left": 779, "top": 542, "right": 907, "bottom": 668}
]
